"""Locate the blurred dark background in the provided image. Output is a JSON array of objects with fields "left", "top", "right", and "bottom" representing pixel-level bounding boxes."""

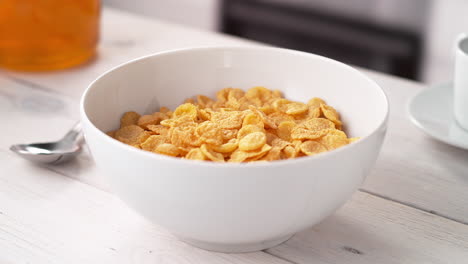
[
  {"left": 221, "top": 0, "right": 428, "bottom": 80},
  {"left": 106, "top": 0, "right": 468, "bottom": 84}
]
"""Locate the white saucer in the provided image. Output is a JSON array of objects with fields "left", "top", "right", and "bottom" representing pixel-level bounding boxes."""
[{"left": 408, "top": 83, "right": 468, "bottom": 150}]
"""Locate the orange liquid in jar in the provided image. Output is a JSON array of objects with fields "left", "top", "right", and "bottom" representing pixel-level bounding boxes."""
[{"left": 0, "top": 0, "right": 100, "bottom": 71}]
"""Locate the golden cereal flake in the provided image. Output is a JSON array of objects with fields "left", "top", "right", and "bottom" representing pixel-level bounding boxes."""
[
  {"left": 106, "top": 130, "right": 116, "bottom": 138},
  {"left": 308, "top": 106, "right": 322, "bottom": 118},
  {"left": 237, "top": 124, "right": 265, "bottom": 139},
  {"left": 221, "top": 129, "right": 238, "bottom": 141},
  {"left": 300, "top": 141, "right": 327, "bottom": 156},
  {"left": 185, "top": 148, "right": 206, "bottom": 160},
  {"left": 318, "top": 130, "right": 349, "bottom": 150},
  {"left": 277, "top": 121, "right": 296, "bottom": 141},
  {"left": 146, "top": 124, "right": 169, "bottom": 136},
  {"left": 245, "top": 86, "right": 272, "bottom": 103},
  {"left": 155, "top": 143, "right": 180, "bottom": 157},
  {"left": 272, "top": 98, "right": 291, "bottom": 113},
  {"left": 141, "top": 135, "right": 167, "bottom": 151},
  {"left": 238, "top": 132, "right": 267, "bottom": 151},
  {"left": 173, "top": 103, "right": 198, "bottom": 120},
  {"left": 249, "top": 106, "right": 277, "bottom": 129},
  {"left": 137, "top": 112, "right": 166, "bottom": 129},
  {"left": 271, "top": 137, "right": 291, "bottom": 150},
  {"left": 320, "top": 103, "right": 342, "bottom": 127},
  {"left": 291, "top": 127, "right": 326, "bottom": 140},
  {"left": 159, "top": 106, "right": 170, "bottom": 114},
  {"left": 261, "top": 147, "right": 282, "bottom": 161},
  {"left": 268, "top": 112, "right": 294, "bottom": 126},
  {"left": 170, "top": 124, "right": 201, "bottom": 148},
  {"left": 115, "top": 125, "right": 149, "bottom": 145},
  {"left": 120, "top": 111, "right": 141, "bottom": 128},
  {"left": 210, "top": 110, "right": 244, "bottom": 129},
  {"left": 285, "top": 102, "right": 308, "bottom": 115},
  {"left": 197, "top": 95, "right": 215, "bottom": 108},
  {"left": 307, "top": 97, "right": 326, "bottom": 108},
  {"left": 242, "top": 112, "right": 264, "bottom": 127},
  {"left": 201, "top": 144, "right": 225, "bottom": 162},
  {"left": 303, "top": 118, "right": 335, "bottom": 131},
  {"left": 195, "top": 121, "right": 224, "bottom": 145},
  {"left": 229, "top": 144, "right": 272, "bottom": 162},
  {"left": 282, "top": 145, "right": 297, "bottom": 159},
  {"left": 209, "top": 138, "right": 239, "bottom": 153}
]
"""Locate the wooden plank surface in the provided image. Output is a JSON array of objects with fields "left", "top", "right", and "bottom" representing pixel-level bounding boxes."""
[
  {"left": 0, "top": 151, "right": 292, "bottom": 264},
  {"left": 359, "top": 73, "right": 468, "bottom": 224},
  {"left": 1, "top": 150, "right": 467, "bottom": 263},
  {"left": 267, "top": 191, "right": 468, "bottom": 264}
]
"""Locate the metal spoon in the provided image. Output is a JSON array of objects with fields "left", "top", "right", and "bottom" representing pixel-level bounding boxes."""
[{"left": 10, "top": 122, "right": 84, "bottom": 164}]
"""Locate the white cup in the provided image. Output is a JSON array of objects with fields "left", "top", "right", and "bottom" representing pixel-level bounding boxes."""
[{"left": 454, "top": 33, "right": 468, "bottom": 130}]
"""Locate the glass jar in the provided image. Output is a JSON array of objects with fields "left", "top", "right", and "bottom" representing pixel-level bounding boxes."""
[{"left": 0, "top": 0, "right": 100, "bottom": 71}]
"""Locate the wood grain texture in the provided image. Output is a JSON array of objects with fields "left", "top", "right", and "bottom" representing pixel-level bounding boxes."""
[
  {"left": 1, "top": 150, "right": 467, "bottom": 263},
  {"left": 0, "top": 152, "right": 291, "bottom": 264},
  {"left": 0, "top": 76, "right": 77, "bottom": 150},
  {"left": 361, "top": 73, "right": 468, "bottom": 224},
  {"left": 267, "top": 191, "right": 468, "bottom": 264}
]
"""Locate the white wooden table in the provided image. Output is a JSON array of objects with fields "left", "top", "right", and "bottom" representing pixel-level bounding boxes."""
[{"left": 1, "top": 8, "right": 467, "bottom": 264}]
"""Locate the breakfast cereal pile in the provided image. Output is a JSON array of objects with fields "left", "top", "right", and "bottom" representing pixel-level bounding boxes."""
[{"left": 107, "top": 87, "right": 357, "bottom": 162}]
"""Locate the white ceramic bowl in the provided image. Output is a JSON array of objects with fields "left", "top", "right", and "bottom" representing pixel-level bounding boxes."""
[{"left": 81, "top": 47, "right": 388, "bottom": 253}]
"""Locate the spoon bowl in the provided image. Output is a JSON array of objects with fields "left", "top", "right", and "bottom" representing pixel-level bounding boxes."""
[{"left": 10, "top": 122, "right": 84, "bottom": 164}]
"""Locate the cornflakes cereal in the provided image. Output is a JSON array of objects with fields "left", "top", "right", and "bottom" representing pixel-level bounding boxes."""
[
  {"left": 159, "top": 106, "right": 171, "bottom": 114},
  {"left": 185, "top": 148, "right": 206, "bottom": 160},
  {"left": 268, "top": 112, "right": 294, "bottom": 126},
  {"left": 308, "top": 107, "right": 321, "bottom": 118},
  {"left": 249, "top": 106, "right": 277, "bottom": 129},
  {"left": 308, "top": 97, "right": 326, "bottom": 108},
  {"left": 242, "top": 112, "right": 263, "bottom": 127},
  {"left": 317, "top": 129, "right": 349, "bottom": 150},
  {"left": 210, "top": 138, "right": 239, "bottom": 153},
  {"left": 155, "top": 143, "right": 180, "bottom": 156},
  {"left": 173, "top": 103, "right": 198, "bottom": 120},
  {"left": 277, "top": 121, "right": 296, "bottom": 141},
  {"left": 300, "top": 141, "right": 327, "bottom": 156},
  {"left": 229, "top": 144, "right": 272, "bottom": 162},
  {"left": 285, "top": 102, "right": 308, "bottom": 115},
  {"left": 109, "top": 87, "right": 358, "bottom": 162},
  {"left": 195, "top": 121, "right": 223, "bottom": 145},
  {"left": 197, "top": 95, "right": 214, "bottom": 109},
  {"left": 115, "top": 125, "right": 150, "bottom": 146},
  {"left": 138, "top": 112, "right": 166, "bottom": 129},
  {"left": 282, "top": 145, "right": 297, "bottom": 159},
  {"left": 237, "top": 124, "right": 265, "bottom": 139},
  {"left": 106, "top": 130, "right": 116, "bottom": 138},
  {"left": 239, "top": 132, "right": 267, "bottom": 151},
  {"left": 201, "top": 144, "right": 225, "bottom": 162},
  {"left": 146, "top": 124, "right": 169, "bottom": 136},
  {"left": 320, "top": 104, "right": 342, "bottom": 128},
  {"left": 291, "top": 118, "right": 335, "bottom": 140},
  {"left": 261, "top": 146, "right": 282, "bottom": 161},
  {"left": 210, "top": 110, "right": 244, "bottom": 129},
  {"left": 120, "top": 111, "right": 140, "bottom": 128},
  {"left": 141, "top": 135, "right": 166, "bottom": 151}
]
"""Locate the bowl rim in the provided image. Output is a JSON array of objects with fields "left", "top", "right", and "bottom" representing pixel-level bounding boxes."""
[{"left": 80, "top": 46, "right": 389, "bottom": 168}]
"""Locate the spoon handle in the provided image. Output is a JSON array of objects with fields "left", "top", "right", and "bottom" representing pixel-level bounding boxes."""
[{"left": 61, "top": 122, "right": 84, "bottom": 146}]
